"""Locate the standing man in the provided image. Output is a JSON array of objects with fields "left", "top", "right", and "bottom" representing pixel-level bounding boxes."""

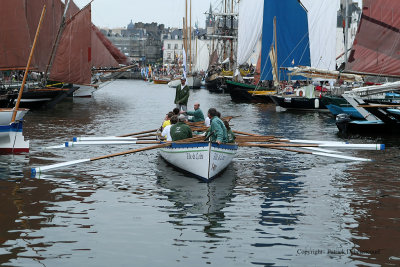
[
  {"left": 206, "top": 108, "right": 227, "bottom": 144},
  {"left": 181, "top": 102, "right": 205, "bottom": 122},
  {"left": 174, "top": 77, "right": 190, "bottom": 112}
]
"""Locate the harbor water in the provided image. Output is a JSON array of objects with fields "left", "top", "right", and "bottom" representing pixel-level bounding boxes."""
[{"left": 0, "top": 80, "right": 399, "bottom": 266}]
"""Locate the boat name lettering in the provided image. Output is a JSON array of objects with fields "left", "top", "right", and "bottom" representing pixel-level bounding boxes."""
[
  {"left": 213, "top": 154, "right": 225, "bottom": 161},
  {"left": 186, "top": 152, "right": 203, "bottom": 160},
  {"left": 284, "top": 97, "right": 292, "bottom": 103}
]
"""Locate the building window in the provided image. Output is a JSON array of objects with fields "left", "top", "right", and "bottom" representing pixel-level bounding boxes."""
[
  {"left": 174, "top": 44, "right": 178, "bottom": 49},
  {"left": 168, "top": 44, "right": 171, "bottom": 49},
  {"left": 181, "top": 44, "right": 184, "bottom": 49},
  {"left": 167, "top": 53, "right": 171, "bottom": 59}
]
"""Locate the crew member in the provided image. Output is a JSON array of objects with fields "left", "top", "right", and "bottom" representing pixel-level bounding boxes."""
[{"left": 170, "top": 115, "right": 193, "bottom": 141}]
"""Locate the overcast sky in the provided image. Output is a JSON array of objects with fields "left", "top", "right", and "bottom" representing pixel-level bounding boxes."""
[
  {"left": 73, "top": 0, "right": 362, "bottom": 29},
  {"left": 74, "top": 0, "right": 215, "bottom": 29}
]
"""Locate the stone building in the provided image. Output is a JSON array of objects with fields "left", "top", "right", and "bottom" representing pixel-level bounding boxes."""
[{"left": 102, "top": 21, "right": 166, "bottom": 65}]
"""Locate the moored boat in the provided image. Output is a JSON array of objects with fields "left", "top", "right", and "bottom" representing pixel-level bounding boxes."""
[
  {"left": 227, "top": 80, "right": 275, "bottom": 103},
  {"left": 0, "top": 108, "right": 29, "bottom": 154},
  {"left": 159, "top": 141, "right": 237, "bottom": 182},
  {"left": 153, "top": 77, "right": 171, "bottom": 84}
]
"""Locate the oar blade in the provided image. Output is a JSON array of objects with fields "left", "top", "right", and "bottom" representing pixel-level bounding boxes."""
[
  {"left": 312, "top": 152, "right": 372, "bottom": 162},
  {"left": 31, "top": 158, "right": 90, "bottom": 177}
]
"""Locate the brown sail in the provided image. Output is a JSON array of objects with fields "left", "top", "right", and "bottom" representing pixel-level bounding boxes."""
[
  {"left": 0, "top": 0, "right": 35, "bottom": 69},
  {"left": 49, "top": 4, "right": 92, "bottom": 84},
  {"left": 92, "top": 26, "right": 129, "bottom": 65},
  {"left": 91, "top": 25, "right": 119, "bottom": 68},
  {"left": 25, "top": 0, "right": 63, "bottom": 72},
  {"left": 346, "top": 1, "right": 400, "bottom": 76}
]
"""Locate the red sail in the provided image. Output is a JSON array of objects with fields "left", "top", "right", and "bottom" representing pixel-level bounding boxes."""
[
  {"left": 346, "top": 0, "right": 400, "bottom": 76},
  {"left": 0, "top": 0, "right": 35, "bottom": 69},
  {"left": 91, "top": 25, "right": 119, "bottom": 68},
  {"left": 92, "top": 26, "right": 129, "bottom": 65},
  {"left": 49, "top": 4, "right": 92, "bottom": 84},
  {"left": 25, "top": 0, "right": 64, "bottom": 72}
]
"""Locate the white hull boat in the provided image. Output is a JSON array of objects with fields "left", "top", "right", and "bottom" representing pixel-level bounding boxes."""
[
  {"left": 0, "top": 108, "right": 29, "bottom": 125},
  {"left": 159, "top": 142, "right": 237, "bottom": 181},
  {"left": 73, "top": 85, "right": 99, "bottom": 98},
  {"left": 0, "top": 109, "right": 29, "bottom": 154}
]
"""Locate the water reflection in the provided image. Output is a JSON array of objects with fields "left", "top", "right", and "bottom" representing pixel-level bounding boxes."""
[
  {"left": 345, "top": 145, "right": 400, "bottom": 266},
  {"left": 156, "top": 156, "right": 237, "bottom": 239},
  {"left": 0, "top": 80, "right": 398, "bottom": 266}
]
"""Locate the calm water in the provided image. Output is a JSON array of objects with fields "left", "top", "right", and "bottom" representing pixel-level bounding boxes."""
[{"left": 0, "top": 80, "right": 399, "bottom": 266}]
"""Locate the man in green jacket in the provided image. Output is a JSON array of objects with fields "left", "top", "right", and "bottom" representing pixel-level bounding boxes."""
[
  {"left": 170, "top": 115, "right": 193, "bottom": 141},
  {"left": 182, "top": 102, "right": 205, "bottom": 122},
  {"left": 174, "top": 77, "right": 190, "bottom": 112},
  {"left": 206, "top": 108, "right": 227, "bottom": 144}
]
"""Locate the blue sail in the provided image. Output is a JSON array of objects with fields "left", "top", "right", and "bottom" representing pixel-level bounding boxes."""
[{"left": 261, "top": 0, "right": 311, "bottom": 81}]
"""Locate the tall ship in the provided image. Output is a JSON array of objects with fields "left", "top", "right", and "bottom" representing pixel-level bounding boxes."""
[{"left": 204, "top": 1, "right": 239, "bottom": 92}]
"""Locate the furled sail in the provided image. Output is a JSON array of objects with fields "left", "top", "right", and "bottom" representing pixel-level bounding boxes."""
[
  {"left": 236, "top": 0, "right": 264, "bottom": 66},
  {"left": 0, "top": 0, "right": 35, "bottom": 69},
  {"left": 346, "top": 0, "right": 400, "bottom": 76},
  {"left": 260, "top": 0, "right": 311, "bottom": 81},
  {"left": 49, "top": 4, "right": 92, "bottom": 84}
]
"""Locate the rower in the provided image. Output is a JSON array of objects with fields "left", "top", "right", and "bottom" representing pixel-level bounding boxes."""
[
  {"left": 206, "top": 108, "right": 227, "bottom": 145},
  {"left": 170, "top": 115, "right": 193, "bottom": 141},
  {"left": 180, "top": 102, "right": 205, "bottom": 122},
  {"left": 162, "top": 115, "right": 178, "bottom": 141},
  {"left": 223, "top": 120, "right": 235, "bottom": 143}
]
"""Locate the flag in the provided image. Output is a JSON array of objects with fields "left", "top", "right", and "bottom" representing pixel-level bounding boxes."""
[{"left": 182, "top": 48, "right": 187, "bottom": 79}]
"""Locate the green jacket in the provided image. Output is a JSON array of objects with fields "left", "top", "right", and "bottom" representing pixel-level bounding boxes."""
[
  {"left": 227, "top": 129, "right": 235, "bottom": 143},
  {"left": 208, "top": 116, "right": 227, "bottom": 143},
  {"left": 170, "top": 122, "right": 193, "bottom": 141},
  {"left": 187, "top": 108, "right": 205, "bottom": 122},
  {"left": 174, "top": 84, "right": 190, "bottom": 105}
]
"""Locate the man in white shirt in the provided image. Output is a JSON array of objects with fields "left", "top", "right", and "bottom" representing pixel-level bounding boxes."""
[{"left": 161, "top": 115, "right": 178, "bottom": 141}]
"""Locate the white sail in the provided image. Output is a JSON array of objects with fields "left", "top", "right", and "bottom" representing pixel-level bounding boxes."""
[
  {"left": 193, "top": 39, "right": 210, "bottom": 72},
  {"left": 301, "top": 0, "right": 340, "bottom": 70},
  {"left": 236, "top": 0, "right": 264, "bottom": 66}
]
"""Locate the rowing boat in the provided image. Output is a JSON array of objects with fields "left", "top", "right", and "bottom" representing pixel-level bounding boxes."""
[{"left": 159, "top": 142, "right": 237, "bottom": 181}]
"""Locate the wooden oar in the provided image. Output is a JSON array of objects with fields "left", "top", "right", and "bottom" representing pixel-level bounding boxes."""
[
  {"left": 232, "top": 130, "right": 263, "bottom": 136},
  {"left": 73, "top": 136, "right": 157, "bottom": 142},
  {"left": 239, "top": 142, "right": 384, "bottom": 150},
  {"left": 32, "top": 135, "right": 205, "bottom": 176},
  {"left": 118, "top": 128, "right": 158, "bottom": 137},
  {"left": 32, "top": 143, "right": 169, "bottom": 176},
  {"left": 267, "top": 146, "right": 371, "bottom": 161},
  {"left": 235, "top": 136, "right": 278, "bottom": 142}
]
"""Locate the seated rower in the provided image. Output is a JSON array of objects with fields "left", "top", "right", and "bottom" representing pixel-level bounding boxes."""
[
  {"left": 170, "top": 115, "right": 193, "bottom": 141},
  {"left": 181, "top": 102, "right": 205, "bottom": 122},
  {"left": 223, "top": 120, "right": 235, "bottom": 143},
  {"left": 206, "top": 108, "right": 227, "bottom": 144},
  {"left": 162, "top": 115, "right": 178, "bottom": 141},
  {"left": 161, "top": 111, "right": 174, "bottom": 131}
]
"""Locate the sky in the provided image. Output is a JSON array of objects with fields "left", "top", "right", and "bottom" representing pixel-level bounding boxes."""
[{"left": 73, "top": 0, "right": 215, "bottom": 29}]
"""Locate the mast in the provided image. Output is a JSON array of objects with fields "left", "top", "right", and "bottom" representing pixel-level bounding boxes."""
[
  {"left": 12, "top": 5, "right": 46, "bottom": 123},
  {"left": 230, "top": 0, "right": 234, "bottom": 68},
  {"left": 185, "top": 0, "right": 188, "bottom": 68},
  {"left": 344, "top": 0, "right": 349, "bottom": 66},
  {"left": 189, "top": 0, "right": 192, "bottom": 72}
]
